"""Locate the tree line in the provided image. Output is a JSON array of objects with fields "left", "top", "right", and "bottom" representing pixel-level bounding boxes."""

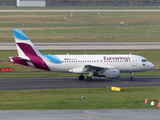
[
  {"left": 0, "top": 0, "right": 160, "bottom": 6},
  {"left": 0, "top": 0, "right": 16, "bottom": 6},
  {"left": 47, "top": 0, "right": 160, "bottom": 6}
]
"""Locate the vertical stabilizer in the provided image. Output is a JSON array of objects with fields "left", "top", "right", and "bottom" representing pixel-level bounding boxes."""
[
  {"left": 12, "top": 29, "right": 41, "bottom": 58},
  {"left": 11, "top": 29, "right": 50, "bottom": 71}
]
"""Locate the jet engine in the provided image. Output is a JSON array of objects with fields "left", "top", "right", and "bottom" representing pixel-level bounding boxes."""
[{"left": 104, "top": 68, "right": 120, "bottom": 79}]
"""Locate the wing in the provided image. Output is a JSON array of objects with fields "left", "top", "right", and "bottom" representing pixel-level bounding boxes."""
[
  {"left": 85, "top": 65, "right": 117, "bottom": 71},
  {"left": 69, "top": 65, "right": 108, "bottom": 74}
]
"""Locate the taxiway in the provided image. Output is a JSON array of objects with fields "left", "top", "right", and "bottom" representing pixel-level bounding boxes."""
[
  {"left": 0, "top": 75, "right": 159, "bottom": 90},
  {"left": 1, "top": 109, "right": 160, "bottom": 120},
  {"left": 0, "top": 42, "right": 160, "bottom": 50}
]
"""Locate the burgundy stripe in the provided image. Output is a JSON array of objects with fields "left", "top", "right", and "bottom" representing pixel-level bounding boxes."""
[
  {"left": 17, "top": 43, "right": 38, "bottom": 56},
  {"left": 11, "top": 57, "right": 29, "bottom": 66},
  {"left": 17, "top": 43, "right": 50, "bottom": 71}
]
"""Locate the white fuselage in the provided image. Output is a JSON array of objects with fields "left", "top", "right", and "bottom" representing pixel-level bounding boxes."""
[{"left": 43, "top": 54, "right": 154, "bottom": 73}]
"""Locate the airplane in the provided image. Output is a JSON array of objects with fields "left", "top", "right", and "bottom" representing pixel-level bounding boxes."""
[{"left": 10, "top": 29, "right": 154, "bottom": 82}]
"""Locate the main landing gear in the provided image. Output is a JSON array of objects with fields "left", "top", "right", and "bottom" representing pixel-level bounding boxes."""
[
  {"left": 78, "top": 75, "right": 93, "bottom": 82},
  {"left": 79, "top": 75, "right": 85, "bottom": 80},
  {"left": 79, "top": 72, "right": 136, "bottom": 82},
  {"left": 86, "top": 77, "right": 92, "bottom": 82},
  {"left": 130, "top": 72, "right": 135, "bottom": 81}
]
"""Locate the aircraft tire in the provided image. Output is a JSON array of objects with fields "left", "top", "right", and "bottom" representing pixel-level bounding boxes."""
[
  {"left": 79, "top": 75, "right": 85, "bottom": 80},
  {"left": 86, "top": 77, "right": 92, "bottom": 82},
  {"left": 130, "top": 77, "right": 135, "bottom": 81}
]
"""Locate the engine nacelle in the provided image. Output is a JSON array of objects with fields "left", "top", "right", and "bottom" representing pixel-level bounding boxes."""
[{"left": 104, "top": 68, "right": 120, "bottom": 79}]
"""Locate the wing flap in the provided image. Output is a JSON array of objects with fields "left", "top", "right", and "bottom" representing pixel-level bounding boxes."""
[
  {"left": 85, "top": 65, "right": 103, "bottom": 71},
  {"left": 85, "top": 65, "right": 117, "bottom": 71}
]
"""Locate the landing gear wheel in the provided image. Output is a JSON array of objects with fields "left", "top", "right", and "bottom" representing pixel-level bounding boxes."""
[
  {"left": 130, "top": 77, "right": 135, "bottom": 81},
  {"left": 130, "top": 72, "right": 135, "bottom": 81},
  {"left": 79, "top": 75, "right": 85, "bottom": 80},
  {"left": 86, "top": 77, "right": 92, "bottom": 82}
]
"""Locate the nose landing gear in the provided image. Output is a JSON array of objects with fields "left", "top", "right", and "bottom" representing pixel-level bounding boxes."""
[{"left": 130, "top": 72, "right": 135, "bottom": 81}]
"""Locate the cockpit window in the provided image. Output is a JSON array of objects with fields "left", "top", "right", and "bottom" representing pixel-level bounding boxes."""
[{"left": 142, "top": 59, "right": 147, "bottom": 62}]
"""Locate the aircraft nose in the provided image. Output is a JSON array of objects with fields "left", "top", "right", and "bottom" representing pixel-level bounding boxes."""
[{"left": 149, "top": 62, "right": 154, "bottom": 69}]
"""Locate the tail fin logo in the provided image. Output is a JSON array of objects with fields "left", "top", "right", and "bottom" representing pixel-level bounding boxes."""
[
  {"left": 13, "top": 29, "right": 29, "bottom": 40},
  {"left": 12, "top": 29, "right": 51, "bottom": 71}
]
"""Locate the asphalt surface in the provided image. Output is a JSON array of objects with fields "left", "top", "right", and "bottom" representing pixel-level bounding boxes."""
[
  {"left": 0, "top": 42, "right": 160, "bottom": 50},
  {"left": 1, "top": 109, "right": 160, "bottom": 120},
  {"left": 0, "top": 75, "right": 159, "bottom": 90}
]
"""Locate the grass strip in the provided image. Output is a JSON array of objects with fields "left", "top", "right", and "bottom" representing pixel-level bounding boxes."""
[
  {"left": 0, "top": 11, "right": 160, "bottom": 42},
  {"left": 0, "top": 86, "right": 160, "bottom": 110}
]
